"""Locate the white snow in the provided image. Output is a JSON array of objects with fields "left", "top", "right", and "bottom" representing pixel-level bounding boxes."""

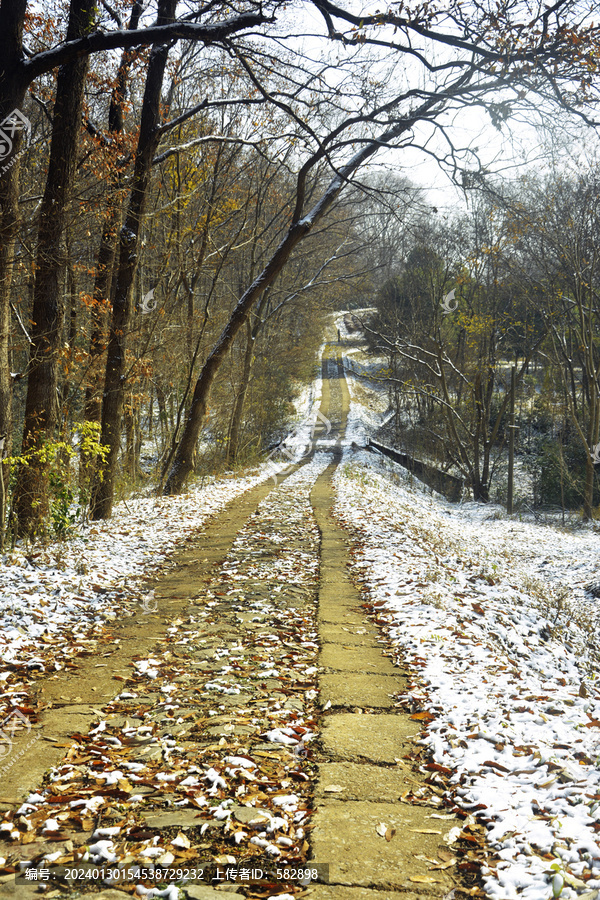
[{"left": 334, "top": 349, "right": 600, "bottom": 900}]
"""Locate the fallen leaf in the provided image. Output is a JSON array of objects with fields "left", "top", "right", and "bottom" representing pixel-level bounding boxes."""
[
  {"left": 20, "top": 834, "right": 38, "bottom": 845},
  {"left": 443, "top": 826, "right": 462, "bottom": 844},
  {"left": 409, "top": 875, "right": 440, "bottom": 884},
  {"left": 410, "top": 828, "right": 441, "bottom": 834},
  {"left": 324, "top": 785, "right": 344, "bottom": 793},
  {"left": 385, "top": 827, "right": 396, "bottom": 842},
  {"left": 430, "top": 858, "right": 457, "bottom": 870},
  {"left": 376, "top": 822, "right": 388, "bottom": 837},
  {"left": 171, "top": 832, "right": 191, "bottom": 850}
]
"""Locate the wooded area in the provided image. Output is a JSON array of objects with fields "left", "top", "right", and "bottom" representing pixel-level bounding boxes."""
[
  {"left": 0, "top": 0, "right": 599, "bottom": 541},
  {"left": 367, "top": 171, "right": 600, "bottom": 518}
]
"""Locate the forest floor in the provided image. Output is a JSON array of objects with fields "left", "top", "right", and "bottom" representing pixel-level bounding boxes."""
[{"left": 0, "top": 320, "right": 599, "bottom": 900}]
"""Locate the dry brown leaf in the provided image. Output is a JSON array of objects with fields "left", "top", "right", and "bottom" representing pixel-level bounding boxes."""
[
  {"left": 385, "top": 827, "right": 396, "bottom": 842},
  {"left": 324, "top": 785, "right": 344, "bottom": 793},
  {"left": 429, "top": 859, "right": 456, "bottom": 870},
  {"left": 409, "top": 875, "right": 440, "bottom": 884},
  {"left": 20, "top": 833, "right": 38, "bottom": 845}
]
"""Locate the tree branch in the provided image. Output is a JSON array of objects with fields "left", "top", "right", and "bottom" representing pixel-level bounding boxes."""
[{"left": 24, "top": 11, "right": 274, "bottom": 80}]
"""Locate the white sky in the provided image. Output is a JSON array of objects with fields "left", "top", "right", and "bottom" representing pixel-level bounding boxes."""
[{"left": 278, "top": 0, "right": 600, "bottom": 212}]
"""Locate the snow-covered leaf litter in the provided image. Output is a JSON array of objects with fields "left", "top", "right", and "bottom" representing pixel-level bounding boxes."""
[
  {"left": 0, "top": 468, "right": 294, "bottom": 723},
  {"left": 0, "top": 374, "right": 325, "bottom": 723},
  {"left": 333, "top": 451, "right": 600, "bottom": 900},
  {"left": 0, "top": 456, "right": 331, "bottom": 894}
]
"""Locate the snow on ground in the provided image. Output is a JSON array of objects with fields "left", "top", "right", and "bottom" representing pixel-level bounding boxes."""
[
  {"left": 3, "top": 317, "right": 600, "bottom": 898},
  {"left": 265, "top": 361, "right": 326, "bottom": 478},
  {"left": 0, "top": 367, "right": 326, "bottom": 722},
  {"left": 0, "top": 472, "right": 269, "bottom": 720},
  {"left": 335, "top": 414, "right": 600, "bottom": 898}
]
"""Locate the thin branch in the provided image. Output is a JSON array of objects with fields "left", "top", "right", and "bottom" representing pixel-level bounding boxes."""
[
  {"left": 153, "top": 134, "right": 266, "bottom": 164},
  {"left": 10, "top": 301, "right": 33, "bottom": 345}
]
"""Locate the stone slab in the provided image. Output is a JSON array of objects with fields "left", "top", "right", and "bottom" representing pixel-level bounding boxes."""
[
  {"left": 319, "top": 645, "right": 398, "bottom": 676},
  {"left": 321, "top": 713, "right": 417, "bottom": 763},
  {"left": 43, "top": 708, "right": 100, "bottom": 737},
  {"left": 0, "top": 879, "right": 41, "bottom": 899},
  {"left": 311, "top": 800, "right": 458, "bottom": 892},
  {"left": 319, "top": 608, "right": 370, "bottom": 625},
  {"left": 316, "top": 762, "right": 411, "bottom": 801},
  {"left": 320, "top": 674, "right": 397, "bottom": 708},
  {"left": 318, "top": 591, "right": 361, "bottom": 609}
]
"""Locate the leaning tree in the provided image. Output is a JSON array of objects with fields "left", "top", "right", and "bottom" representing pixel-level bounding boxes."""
[
  {"left": 0, "top": 0, "right": 598, "bottom": 527},
  {"left": 162, "top": 0, "right": 600, "bottom": 494}
]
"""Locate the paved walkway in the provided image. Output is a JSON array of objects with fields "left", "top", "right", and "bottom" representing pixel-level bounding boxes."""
[
  {"left": 307, "top": 360, "right": 461, "bottom": 899},
  {"left": 0, "top": 345, "right": 465, "bottom": 899}
]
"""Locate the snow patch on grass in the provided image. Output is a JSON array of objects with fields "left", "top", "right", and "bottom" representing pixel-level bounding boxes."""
[{"left": 334, "top": 450, "right": 600, "bottom": 899}]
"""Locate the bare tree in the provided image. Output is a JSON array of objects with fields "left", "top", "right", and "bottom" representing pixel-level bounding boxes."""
[
  {"left": 13, "top": 0, "right": 97, "bottom": 535},
  {"left": 1, "top": 0, "right": 599, "bottom": 526},
  {"left": 163, "top": 0, "right": 600, "bottom": 493}
]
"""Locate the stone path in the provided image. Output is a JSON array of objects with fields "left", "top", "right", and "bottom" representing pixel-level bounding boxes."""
[
  {"left": 0, "top": 344, "right": 468, "bottom": 899},
  {"left": 306, "top": 361, "right": 461, "bottom": 900}
]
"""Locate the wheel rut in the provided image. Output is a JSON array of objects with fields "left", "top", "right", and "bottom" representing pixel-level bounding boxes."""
[{"left": 306, "top": 355, "right": 464, "bottom": 899}]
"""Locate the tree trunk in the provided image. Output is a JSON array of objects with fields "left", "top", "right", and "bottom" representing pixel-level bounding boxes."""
[
  {"left": 583, "top": 398, "right": 599, "bottom": 520},
  {"left": 58, "top": 245, "right": 78, "bottom": 469},
  {"left": 583, "top": 455, "right": 595, "bottom": 520},
  {"left": 13, "top": 0, "right": 96, "bottom": 536},
  {"left": 83, "top": 216, "right": 118, "bottom": 424},
  {"left": 90, "top": 0, "right": 177, "bottom": 520},
  {"left": 83, "top": 0, "right": 143, "bottom": 438},
  {"left": 0, "top": 169, "right": 17, "bottom": 533},
  {"left": 125, "top": 401, "right": 140, "bottom": 482},
  {"left": 0, "top": 0, "right": 28, "bottom": 532},
  {"left": 227, "top": 318, "right": 255, "bottom": 465}
]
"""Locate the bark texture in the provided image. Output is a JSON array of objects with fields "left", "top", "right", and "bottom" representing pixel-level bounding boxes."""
[
  {"left": 90, "top": 0, "right": 177, "bottom": 519},
  {"left": 13, "top": 0, "right": 96, "bottom": 536}
]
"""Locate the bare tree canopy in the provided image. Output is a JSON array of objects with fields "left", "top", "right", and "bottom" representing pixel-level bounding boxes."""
[{"left": 0, "top": 0, "right": 599, "bottom": 534}]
